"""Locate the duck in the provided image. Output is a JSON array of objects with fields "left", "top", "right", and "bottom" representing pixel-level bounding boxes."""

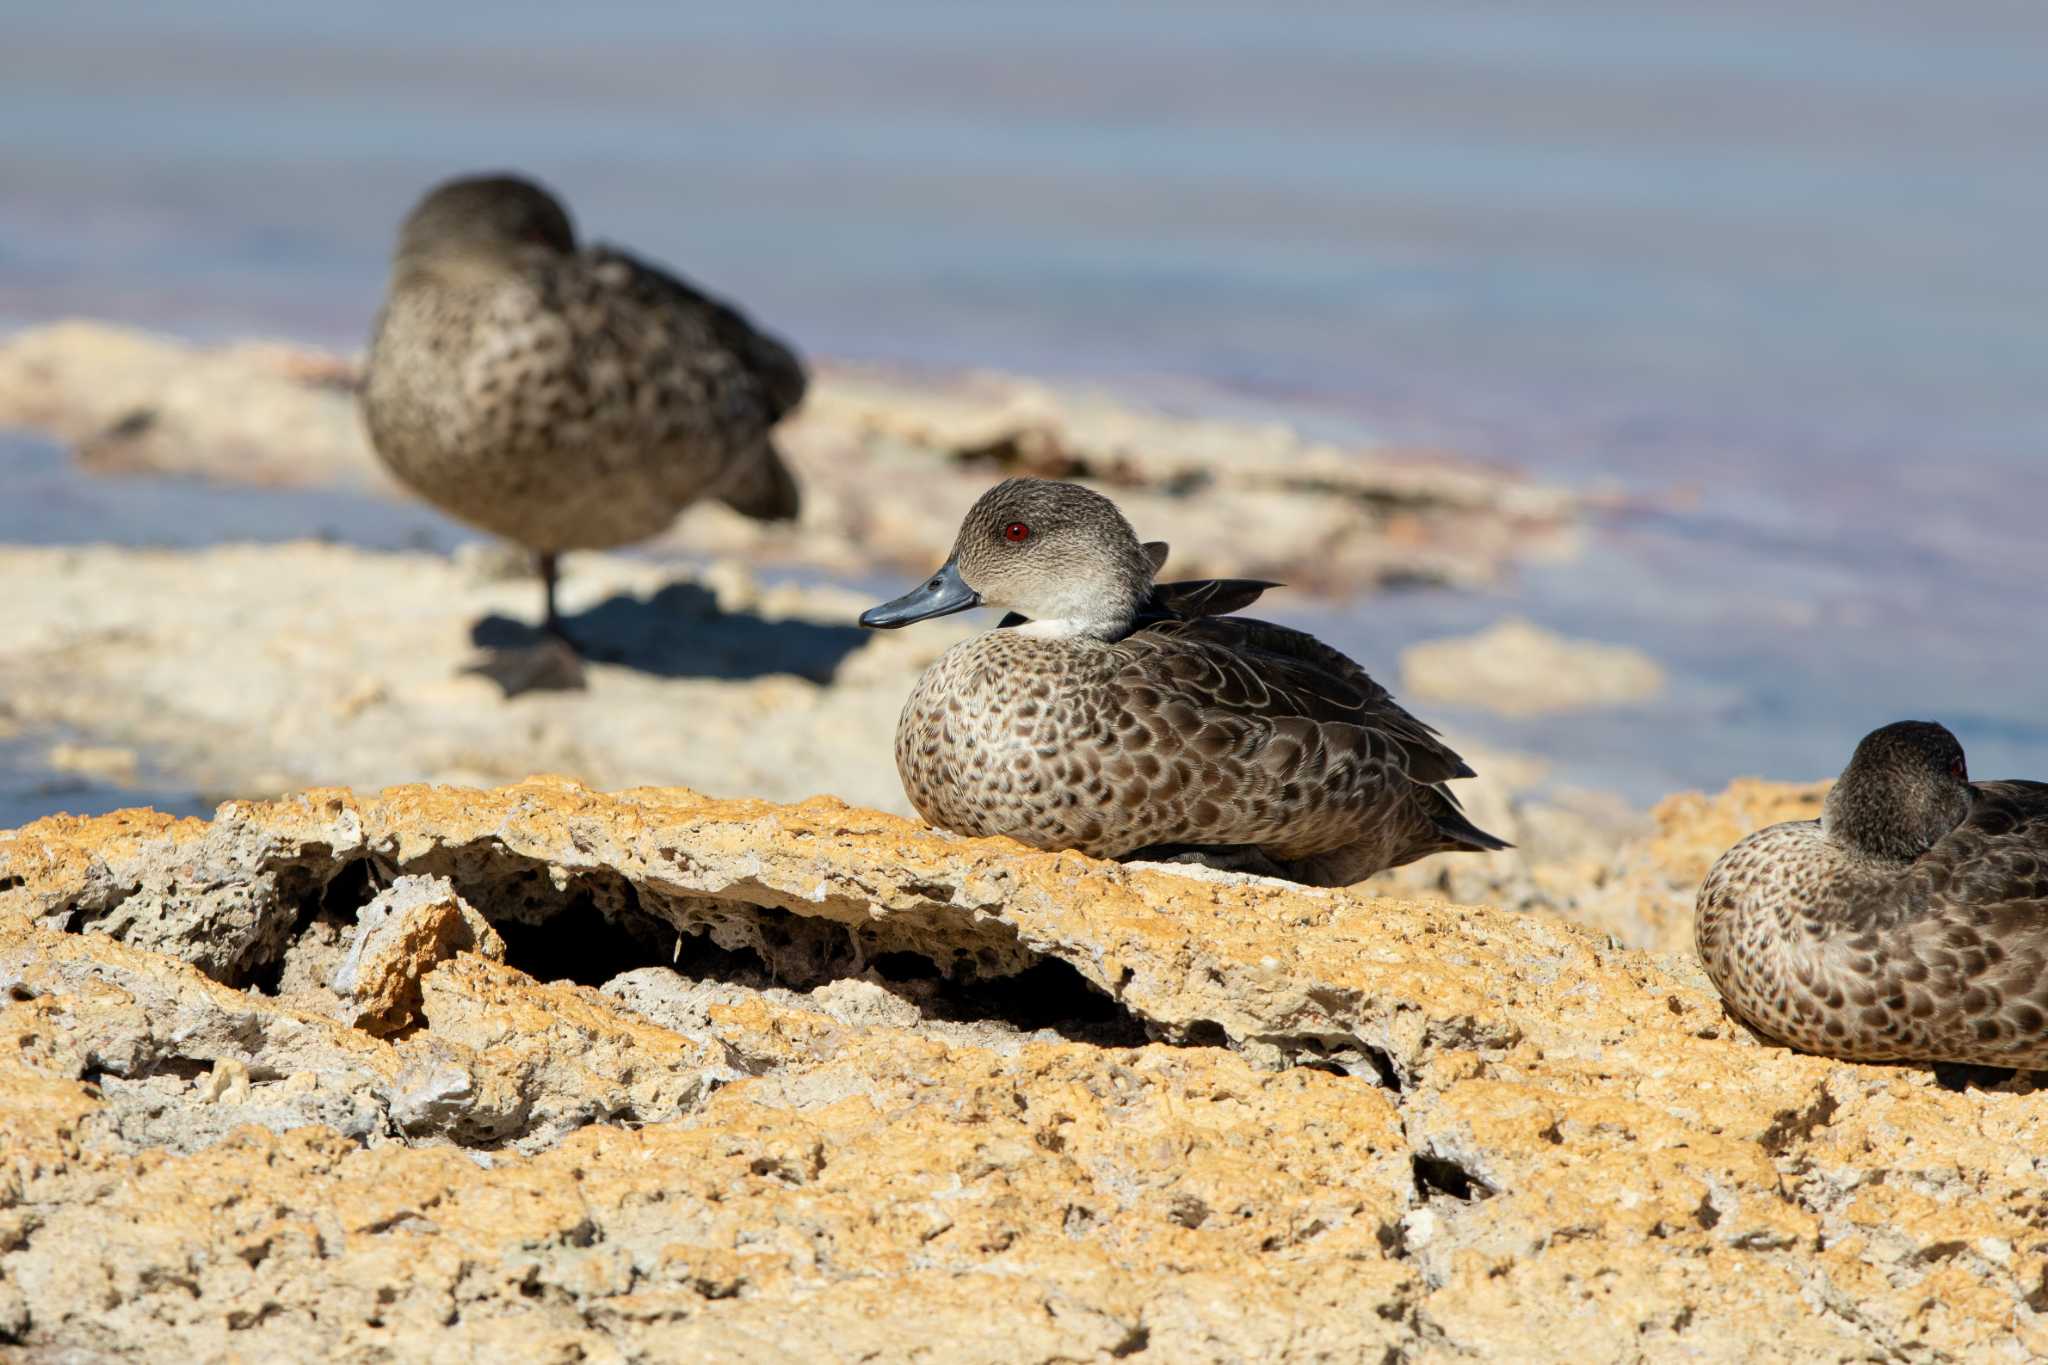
[
  {"left": 1696, "top": 720, "right": 2048, "bottom": 1066},
  {"left": 360, "top": 172, "right": 804, "bottom": 642},
  {"left": 857, "top": 477, "right": 1509, "bottom": 885}
]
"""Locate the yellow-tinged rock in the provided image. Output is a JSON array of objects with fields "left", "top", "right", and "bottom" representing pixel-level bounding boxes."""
[{"left": 0, "top": 780, "right": 2043, "bottom": 1361}]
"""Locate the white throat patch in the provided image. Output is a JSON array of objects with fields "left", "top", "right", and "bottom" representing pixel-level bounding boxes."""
[{"left": 1012, "top": 617, "right": 1101, "bottom": 640}]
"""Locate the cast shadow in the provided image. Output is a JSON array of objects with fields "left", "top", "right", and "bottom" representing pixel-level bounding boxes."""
[{"left": 470, "top": 581, "right": 870, "bottom": 684}]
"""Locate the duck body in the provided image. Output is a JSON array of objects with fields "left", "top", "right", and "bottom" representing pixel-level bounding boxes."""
[
  {"left": 361, "top": 174, "right": 801, "bottom": 630},
  {"left": 1697, "top": 721, "right": 2048, "bottom": 1066},
  {"left": 865, "top": 479, "right": 1506, "bottom": 888},
  {"left": 365, "top": 242, "right": 801, "bottom": 551}
]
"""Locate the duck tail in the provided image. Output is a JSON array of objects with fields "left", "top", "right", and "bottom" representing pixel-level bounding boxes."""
[
  {"left": 714, "top": 439, "right": 800, "bottom": 522},
  {"left": 1426, "top": 788, "right": 1513, "bottom": 853}
]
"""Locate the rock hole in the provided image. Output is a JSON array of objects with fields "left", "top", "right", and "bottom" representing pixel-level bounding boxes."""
[
  {"left": 319, "top": 857, "right": 377, "bottom": 916},
  {"left": 0, "top": 875, "right": 24, "bottom": 894},
  {"left": 1359, "top": 1043, "right": 1403, "bottom": 1092},
  {"left": 1179, "top": 1019, "right": 1230, "bottom": 1048},
  {"left": 496, "top": 892, "right": 673, "bottom": 989},
  {"left": 1931, "top": 1060, "right": 2019, "bottom": 1092},
  {"left": 1109, "top": 1324, "right": 1150, "bottom": 1357},
  {"left": 1412, "top": 1154, "right": 1487, "bottom": 1202},
  {"left": 242, "top": 855, "right": 374, "bottom": 995},
  {"left": 872, "top": 953, "right": 1150, "bottom": 1047},
  {"left": 1693, "top": 1194, "right": 1722, "bottom": 1230},
  {"left": 80, "top": 1055, "right": 211, "bottom": 1088}
]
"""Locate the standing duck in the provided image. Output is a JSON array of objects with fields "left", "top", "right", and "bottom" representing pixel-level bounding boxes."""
[
  {"left": 361, "top": 173, "right": 804, "bottom": 642},
  {"left": 1696, "top": 720, "right": 2048, "bottom": 1066},
  {"left": 858, "top": 477, "right": 1508, "bottom": 885}
]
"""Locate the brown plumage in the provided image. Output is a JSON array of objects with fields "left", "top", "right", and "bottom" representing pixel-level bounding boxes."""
[
  {"left": 859, "top": 478, "right": 1508, "bottom": 886},
  {"left": 1696, "top": 720, "right": 2048, "bottom": 1066},
  {"left": 360, "top": 172, "right": 804, "bottom": 635}
]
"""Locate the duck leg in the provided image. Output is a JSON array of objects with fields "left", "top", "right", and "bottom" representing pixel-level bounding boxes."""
[
  {"left": 462, "top": 550, "right": 585, "bottom": 693},
  {"left": 537, "top": 551, "right": 567, "bottom": 640}
]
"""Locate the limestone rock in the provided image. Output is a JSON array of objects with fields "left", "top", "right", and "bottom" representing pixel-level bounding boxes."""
[
  {"left": 0, "top": 781, "right": 2042, "bottom": 1361},
  {"left": 1400, "top": 616, "right": 1666, "bottom": 716},
  {"left": 331, "top": 875, "right": 507, "bottom": 1035}
]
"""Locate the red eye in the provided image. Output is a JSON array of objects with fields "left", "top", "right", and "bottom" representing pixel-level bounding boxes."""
[
  {"left": 1951, "top": 757, "right": 1968, "bottom": 781},
  {"left": 1003, "top": 521, "right": 1031, "bottom": 543}
]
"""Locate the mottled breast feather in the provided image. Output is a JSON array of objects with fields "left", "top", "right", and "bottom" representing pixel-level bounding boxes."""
[{"left": 1696, "top": 781, "right": 2048, "bottom": 1066}]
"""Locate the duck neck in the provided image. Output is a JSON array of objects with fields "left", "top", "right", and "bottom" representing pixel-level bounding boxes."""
[
  {"left": 1004, "top": 575, "right": 1148, "bottom": 642},
  {"left": 1011, "top": 611, "right": 1133, "bottom": 642},
  {"left": 1820, "top": 777, "right": 1965, "bottom": 866},
  {"left": 394, "top": 243, "right": 526, "bottom": 293}
]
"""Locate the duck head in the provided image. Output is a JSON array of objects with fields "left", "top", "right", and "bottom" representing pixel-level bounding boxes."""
[
  {"left": 395, "top": 173, "right": 577, "bottom": 270},
  {"left": 860, "top": 478, "right": 1156, "bottom": 639},
  {"left": 1822, "top": 720, "right": 1975, "bottom": 862}
]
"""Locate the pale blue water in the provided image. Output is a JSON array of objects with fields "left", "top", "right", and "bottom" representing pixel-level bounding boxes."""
[{"left": 2, "top": 0, "right": 2044, "bottom": 818}]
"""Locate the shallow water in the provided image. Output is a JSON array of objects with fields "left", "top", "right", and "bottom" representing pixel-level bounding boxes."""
[
  {"left": 0, "top": 729, "right": 216, "bottom": 831},
  {"left": 3, "top": 0, "right": 2045, "bottom": 819}
]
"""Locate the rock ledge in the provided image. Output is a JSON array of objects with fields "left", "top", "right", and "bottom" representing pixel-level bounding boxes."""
[{"left": 0, "top": 782, "right": 2041, "bottom": 1362}]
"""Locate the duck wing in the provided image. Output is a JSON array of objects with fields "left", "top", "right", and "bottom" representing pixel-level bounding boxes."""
[
  {"left": 570, "top": 244, "right": 809, "bottom": 422},
  {"left": 1845, "top": 781, "right": 2048, "bottom": 1062},
  {"left": 1907, "top": 782, "right": 2048, "bottom": 918},
  {"left": 1142, "top": 578, "right": 1283, "bottom": 622},
  {"left": 1119, "top": 614, "right": 1476, "bottom": 789}
]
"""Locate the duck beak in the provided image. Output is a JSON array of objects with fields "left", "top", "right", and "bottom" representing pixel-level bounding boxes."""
[{"left": 859, "top": 561, "right": 982, "bottom": 629}]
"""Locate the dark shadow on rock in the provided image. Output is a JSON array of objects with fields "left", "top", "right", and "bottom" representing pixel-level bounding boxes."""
[
  {"left": 1928, "top": 1060, "right": 2034, "bottom": 1093},
  {"left": 470, "top": 581, "right": 870, "bottom": 683},
  {"left": 463, "top": 637, "right": 588, "bottom": 697}
]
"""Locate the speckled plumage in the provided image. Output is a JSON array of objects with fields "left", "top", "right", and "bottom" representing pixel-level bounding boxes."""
[
  {"left": 1697, "top": 721, "right": 2048, "bottom": 1066},
  {"left": 360, "top": 174, "right": 802, "bottom": 625},
  {"left": 862, "top": 479, "right": 1508, "bottom": 887}
]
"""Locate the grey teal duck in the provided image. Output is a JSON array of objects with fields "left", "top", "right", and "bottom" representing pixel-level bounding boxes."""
[
  {"left": 858, "top": 478, "right": 1509, "bottom": 886},
  {"left": 1697, "top": 720, "right": 2048, "bottom": 1066},
  {"left": 361, "top": 173, "right": 804, "bottom": 637}
]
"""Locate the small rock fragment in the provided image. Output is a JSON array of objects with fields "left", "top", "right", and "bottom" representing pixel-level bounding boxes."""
[
  {"left": 331, "top": 875, "right": 506, "bottom": 1036},
  {"left": 277, "top": 1070, "right": 319, "bottom": 1097},
  {"left": 197, "top": 1057, "right": 251, "bottom": 1104}
]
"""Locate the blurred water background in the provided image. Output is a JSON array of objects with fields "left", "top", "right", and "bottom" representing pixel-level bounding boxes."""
[{"left": 3, "top": 0, "right": 2044, "bottom": 819}]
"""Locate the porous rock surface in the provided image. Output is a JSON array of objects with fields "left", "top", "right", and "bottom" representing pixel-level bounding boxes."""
[{"left": 0, "top": 781, "right": 2042, "bottom": 1362}]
